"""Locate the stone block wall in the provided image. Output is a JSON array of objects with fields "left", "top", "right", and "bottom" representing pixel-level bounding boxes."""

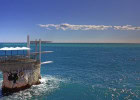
[{"left": 0, "top": 60, "right": 41, "bottom": 93}]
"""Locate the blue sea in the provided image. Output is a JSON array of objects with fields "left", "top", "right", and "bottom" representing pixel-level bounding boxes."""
[{"left": 0, "top": 43, "right": 140, "bottom": 100}]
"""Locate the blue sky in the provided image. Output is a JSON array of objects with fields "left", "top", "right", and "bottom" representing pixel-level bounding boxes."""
[{"left": 0, "top": 0, "right": 140, "bottom": 43}]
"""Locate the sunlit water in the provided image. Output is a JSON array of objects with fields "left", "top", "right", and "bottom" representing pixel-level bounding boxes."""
[{"left": 0, "top": 43, "right": 140, "bottom": 100}]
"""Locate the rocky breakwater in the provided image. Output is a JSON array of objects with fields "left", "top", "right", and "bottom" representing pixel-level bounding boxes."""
[{"left": 0, "top": 58, "right": 41, "bottom": 94}]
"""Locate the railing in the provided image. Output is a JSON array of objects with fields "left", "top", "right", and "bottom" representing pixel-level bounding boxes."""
[{"left": 0, "top": 55, "right": 37, "bottom": 63}]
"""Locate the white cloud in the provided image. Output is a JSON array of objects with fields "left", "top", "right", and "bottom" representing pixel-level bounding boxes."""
[
  {"left": 114, "top": 25, "right": 140, "bottom": 30},
  {"left": 39, "top": 23, "right": 140, "bottom": 31},
  {"left": 39, "top": 23, "right": 112, "bottom": 30}
]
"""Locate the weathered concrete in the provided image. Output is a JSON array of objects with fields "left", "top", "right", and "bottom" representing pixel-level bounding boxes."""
[{"left": 0, "top": 59, "right": 41, "bottom": 93}]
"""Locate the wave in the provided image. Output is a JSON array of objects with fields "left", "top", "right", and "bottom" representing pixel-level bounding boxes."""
[{"left": 0, "top": 75, "right": 66, "bottom": 100}]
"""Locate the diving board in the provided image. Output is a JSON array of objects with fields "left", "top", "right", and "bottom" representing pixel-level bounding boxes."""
[
  {"left": 27, "top": 35, "right": 53, "bottom": 65},
  {"left": 41, "top": 61, "right": 53, "bottom": 65},
  {"left": 30, "top": 41, "right": 52, "bottom": 44}
]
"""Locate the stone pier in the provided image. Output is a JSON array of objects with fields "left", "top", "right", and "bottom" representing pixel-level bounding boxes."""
[
  {"left": 0, "top": 36, "right": 53, "bottom": 95},
  {"left": 0, "top": 58, "right": 41, "bottom": 93}
]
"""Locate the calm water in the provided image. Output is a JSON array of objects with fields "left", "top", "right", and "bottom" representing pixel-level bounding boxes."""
[{"left": 0, "top": 43, "right": 140, "bottom": 100}]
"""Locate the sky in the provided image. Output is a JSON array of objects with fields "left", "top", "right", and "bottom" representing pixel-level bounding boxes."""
[{"left": 0, "top": 0, "right": 140, "bottom": 43}]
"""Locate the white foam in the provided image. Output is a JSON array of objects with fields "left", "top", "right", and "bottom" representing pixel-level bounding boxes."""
[{"left": 0, "top": 75, "right": 66, "bottom": 100}]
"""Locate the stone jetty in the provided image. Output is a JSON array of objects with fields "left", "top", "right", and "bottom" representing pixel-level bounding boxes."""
[{"left": 0, "top": 35, "right": 53, "bottom": 94}]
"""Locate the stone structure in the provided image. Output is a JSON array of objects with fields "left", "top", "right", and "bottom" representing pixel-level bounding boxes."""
[
  {"left": 0, "top": 58, "right": 41, "bottom": 93},
  {"left": 0, "top": 35, "right": 53, "bottom": 94}
]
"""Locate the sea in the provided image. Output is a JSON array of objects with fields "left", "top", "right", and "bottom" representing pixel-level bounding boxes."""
[{"left": 0, "top": 43, "right": 140, "bottom": 100}]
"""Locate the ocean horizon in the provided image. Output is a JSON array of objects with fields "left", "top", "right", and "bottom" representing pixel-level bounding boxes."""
[{"left": 0, "top": 43, "right": 140, "bottom": 100}]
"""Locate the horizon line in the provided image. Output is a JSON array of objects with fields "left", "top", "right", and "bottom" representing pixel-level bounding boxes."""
[{"left": 0, "top": 42, "right": 140, "bottom": 44}]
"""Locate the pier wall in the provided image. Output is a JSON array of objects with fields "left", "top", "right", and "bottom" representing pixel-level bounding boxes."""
[{"left": 0, "top": 60, "right": 41, "bottom": 92}]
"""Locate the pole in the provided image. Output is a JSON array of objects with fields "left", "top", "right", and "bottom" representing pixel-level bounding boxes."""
[
  {"left": 27, "top": 35, "right": 30, "bottom": 58},
  {"left": 35, "top": 39, "right": 38, "bottom": 60},
  {"left": 39, "top": 39, "right": 41, "bottom": 63}
]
